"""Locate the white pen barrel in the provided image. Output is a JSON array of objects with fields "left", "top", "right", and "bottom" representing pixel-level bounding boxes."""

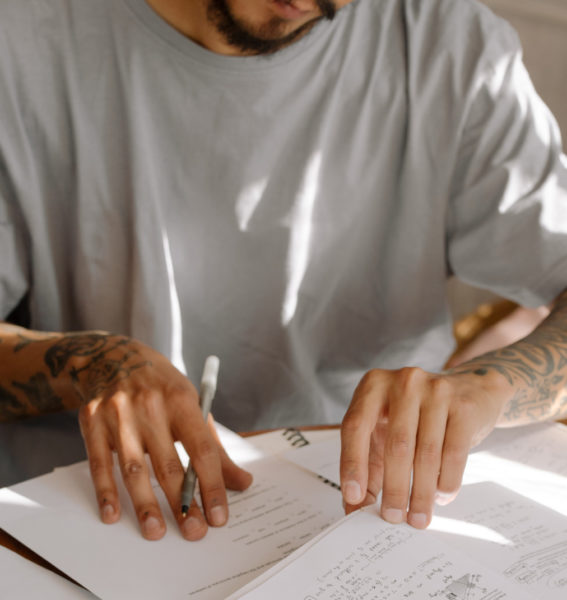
[{"left": 199, "top": 355, "right": 219, "bottom": 417}]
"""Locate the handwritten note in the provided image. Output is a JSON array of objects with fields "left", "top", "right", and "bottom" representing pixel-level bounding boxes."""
[
  {"left": 229, "top": 504, "right": 534, "bottom": 600},
  {"left": 434, "top": 482, "right": 567, "bottom": 598}
]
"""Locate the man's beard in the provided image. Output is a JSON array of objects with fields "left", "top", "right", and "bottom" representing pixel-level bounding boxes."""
[{"left": 206, "top": 0, "right": 337, "bottom": 55}]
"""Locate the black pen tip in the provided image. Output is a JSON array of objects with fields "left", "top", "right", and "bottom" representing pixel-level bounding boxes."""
[{"left": 181, "top": 505, "right": 189, "bottom": 517}]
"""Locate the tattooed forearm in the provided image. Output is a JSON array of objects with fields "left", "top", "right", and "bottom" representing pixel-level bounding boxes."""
[
  {"left": 12, "top": 373, "right": 65, "bottom": 414},
  {"left": 68, "top": 348, "right": 150, "bottom": 402},
  {"left": 14, "top": 332, "right": 57, "bottom": 353},
  {"left": 450, "top": 289, "right": 567, "bottom": 424},
  {"left": 0, "top": 328, "right": 151, "bottom": 421},
  {"left": 0, "top": 384, "right": 28, "bottom": 420}
]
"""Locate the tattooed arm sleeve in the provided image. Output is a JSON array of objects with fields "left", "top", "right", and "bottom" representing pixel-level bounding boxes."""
[
  {"left": 0, "top": 323, "right": 149, "bottom": 422},
  {"left": 449, "top": 288, "right": 567, "bottom": 425}
]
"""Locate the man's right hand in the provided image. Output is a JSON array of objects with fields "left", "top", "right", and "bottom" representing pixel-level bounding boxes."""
[{"left": 0, "top": 325, "right": 253, "bottom": 541}]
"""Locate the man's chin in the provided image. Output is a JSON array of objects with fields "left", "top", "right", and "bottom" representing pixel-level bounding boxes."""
[{"left": 207, "top": 0, "right": 322, "bottom": 55}]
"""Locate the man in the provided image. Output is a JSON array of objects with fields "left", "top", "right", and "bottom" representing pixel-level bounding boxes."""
[{"left": 1, "top": 0, "right": 566, "bottom": 542}]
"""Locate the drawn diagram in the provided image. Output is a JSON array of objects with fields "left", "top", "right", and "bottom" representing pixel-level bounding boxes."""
[
  {"left": 441, "top": 574, "right": 478, "bottom": 599},
  {"left": 504, "top": 541, "right": 567, "bottom": 588},
  {"left": 430, "top": 573, "right": 505, "bottom": 600}
]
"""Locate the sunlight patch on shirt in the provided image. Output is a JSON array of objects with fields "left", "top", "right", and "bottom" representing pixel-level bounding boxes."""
[
  {"left": 282, "top": 152, "right": 322, "bottom": 326},
  {"left": 236, "top": 177, "right": 269, "bottom": 231},
  {"left": 161, "top": 227, "right": 187, "bottom": 374}
]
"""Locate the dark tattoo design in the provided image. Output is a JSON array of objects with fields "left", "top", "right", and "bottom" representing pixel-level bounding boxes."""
[
  {"left": 44, "top": 333, "right": 151, "bottom": 402},
  {"left": 0, "top": 332, "right": 152, "bottom": 420},
  {"left": 69, "top": 350, "right": 150, "bottom": 402},
  {"left": 12, "top": 373, "right": 64, "bottom": 414},
  {"left": 13, "top": 332, "right": 59, "bottom": 353},
  {"left": 452, "top": 290, "right": 567, "bottom": 423},
  {"left": 0, "top": 384, "right": 28, "bottom": 420},
  {"left": 44, "top": 334, "right": 125, "bottom": 376}
]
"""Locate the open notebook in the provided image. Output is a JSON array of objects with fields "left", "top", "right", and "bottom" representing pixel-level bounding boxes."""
[{"left": 1, "top": 423, "right": 567, "bottom": 599}]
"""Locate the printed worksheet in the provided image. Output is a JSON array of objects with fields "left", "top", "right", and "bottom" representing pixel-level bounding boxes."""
[{"left": 0, "top": 438, "right": 343, "bottom": 600}]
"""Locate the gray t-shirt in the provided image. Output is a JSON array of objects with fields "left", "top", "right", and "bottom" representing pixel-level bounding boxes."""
[{"left": 1, "top": 0, "right": 566, "bottom": 430}]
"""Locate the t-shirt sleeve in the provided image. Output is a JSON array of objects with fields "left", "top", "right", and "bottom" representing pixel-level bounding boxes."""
[
  {"left": 446, "top": 24, "right": 567, "bottom": 308},
  {"left": 0, "top": 161, "right": 28, "bottom": 320}
]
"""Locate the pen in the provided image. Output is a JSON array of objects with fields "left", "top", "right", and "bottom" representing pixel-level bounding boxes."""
[{"left": 181, "top": 355, "right": 220, "bottom": 517}]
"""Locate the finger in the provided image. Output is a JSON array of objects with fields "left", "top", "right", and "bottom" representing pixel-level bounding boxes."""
[
  {"left": 180, "top": 496, "right": 209, "bottom": 541},
  {"left": 144, "top": 424, "right": 208, "bottom": 541},
  {"left": 208, "top": 415, "right": 253, "bottom": 491},
  {"left": 340, "top": 370, "right": 388, "bottom": 507},
  {"left": 111, "top": 394, "right": 167, "bottom": 540},
  {"left": 380, "top": 370, "right": 422, "bottom": 525},
  {"left": 344, "top": 422, "right": 387, "bottom": 514},
  {"left": 407, "top": 386, "right": 449, "bottom": 529},
  {"left": 174, "top": 409, "right": 229, "bottom": 528},
  {"left": 79, "top": 404, "right": 121, "bottom": 524},
  {"left": 217, "top": 444, "right": 254, "bottom": 490},
  {"left": 436, "top": 410, "right": 472, "bottom": 506},
  {"left": 367, "top": 422, "right": 387, "bottom": 501}
]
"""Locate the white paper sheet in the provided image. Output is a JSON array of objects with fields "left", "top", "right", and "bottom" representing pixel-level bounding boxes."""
[
  {"left": 432, "top": 482, "right": 567, "bottom": 599},
  {"left": 0, "top": 545, "right": 96, "bottom": 599},
  {"left": 0, "top": 440, "right": 343, "bottom": 600},
  {"left": 228, "top": 500, "right": 536, "bottom": 600},
  {"left": 284, "top": 435, "right": 341, "bottom": 485}
]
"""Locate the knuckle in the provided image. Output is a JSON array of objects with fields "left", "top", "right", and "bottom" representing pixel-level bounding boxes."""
[
  {"left": 397, "top": 366, "right": 425, "bottom": 390},
  {"left": 442, "top": 443, "right": 469, "bottom": 465},
  {"left": 415, "top": 440, "right": 441, "bottom": 464},
  {"left": 341, "top": 409, "right": 366, "bottom": 434},
  {"left": 154, "top": 458, "right": 184, "bottom": 483},
  {"left": 355, "top": 369, "right": 383, "bottom": 397},
  {"left": 194, "top": 438, "right": 218, "bottom": 462},
  {"left": 122, "top": 459, "right": 147, "bottom": 479},
  {"left": 368, "top": 455, "right": 384, "bottom": 472},
  {"left": 89, "top": 456, "right": 113, "bottom": 476},
  {"left": 429, "top": 377, "right": 451, "bottom": 398},
  {"left": 105, "top": 392, "right": 129, "bottom": 420},
  {"left": 78, "top": 403, "right": 102, "bottom": 435},
  {"left": 203, "top": 483, "right": 226, "bottom": 500},
  {"left": 383, "top": 490, "right": 407, "bottom": 507},
  {"left": 340, "top": 456, "right": 360, "bottom": 478},
  {"left": 410, "top": 489, "right": 432, "bottom": 505},
  {"left": 386, "top": 431, "right": 412, "bottom": 459}
]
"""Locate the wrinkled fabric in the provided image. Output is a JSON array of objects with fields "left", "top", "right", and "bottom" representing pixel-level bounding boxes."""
[{"left": 0, "top": 0, "right": 566, "bottom": 430}]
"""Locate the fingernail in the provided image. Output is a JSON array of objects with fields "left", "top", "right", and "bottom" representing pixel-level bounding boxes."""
[
  {"left": 102, "top": 504, "right": 115, "bottom": 522},
  {"left": 408, "top": 512, "right": 427, "bottom": 528},
  {"left": 209, "top": 505, "right": 227, "bottom": 527},
  {"left": 142, "top": 516, "right": 164, "bottom": 538},
  {"left": 435, "top": 491, "right": 457, "bottom": 506},
  {"left": 182, "top": 516, "right": 204, "bottom": 539},
  {"left": 343, "top": 480, "right": 362, "bottom": 505},
  {"left": 382, "top": 508, "right": 404, "bottom": 524}
]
